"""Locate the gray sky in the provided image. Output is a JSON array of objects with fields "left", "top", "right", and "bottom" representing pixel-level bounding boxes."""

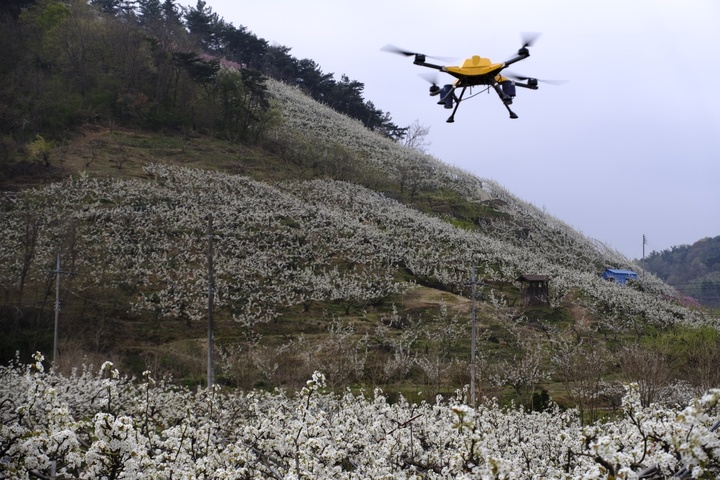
[{"left": 183, "top": 0, "right": 720, "bottom": 259}]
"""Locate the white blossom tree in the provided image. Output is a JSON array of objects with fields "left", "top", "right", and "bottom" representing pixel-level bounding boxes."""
[{"left": 2, "top": 354, "right": 719, "bottom": 479}]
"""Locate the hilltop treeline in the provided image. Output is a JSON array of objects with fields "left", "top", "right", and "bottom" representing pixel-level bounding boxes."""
[{"left": 0, "top": 0, "right": 403, "bottom": 174}]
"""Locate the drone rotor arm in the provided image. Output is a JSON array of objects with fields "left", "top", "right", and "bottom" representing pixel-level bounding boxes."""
[
  {"left": 503, "top": 52, "right": 530, "bottom": 69},
  {"left": 418, "top": 62, "right": 446, "bottom": 71}
]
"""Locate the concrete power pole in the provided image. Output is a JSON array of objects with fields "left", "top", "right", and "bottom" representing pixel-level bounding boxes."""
[
  {"left": 642, "top": 234, "right": 647, "bottom": 280},
  {"left": 207, "top": 214, "right": 215, "bottom": 389},
  {"left": 51, "top": 253, "right": 74, "bottom": 368},
  {"left": 53, "top": 254, "right": 61, "bottom": 367},
  {"left": 470, "top": 268, "right": 478, "bottom": 407}
]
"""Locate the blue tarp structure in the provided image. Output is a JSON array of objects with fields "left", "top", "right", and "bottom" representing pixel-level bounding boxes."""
[{"left": 602, "top": 269, "right": 639, "bottom": 285}]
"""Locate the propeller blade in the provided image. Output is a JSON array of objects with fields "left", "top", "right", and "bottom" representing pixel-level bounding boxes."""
[
  {"left": 381, "top": 44, "right": 418, "bottom": 57},
  {"left": 505, "top": 72, "right": 566, "bottom": 85},
  {"left": 380, "top": 44, "right": 456, "bottom": 62},
  {"left": 505, "top": 32, "right": 542, "bottom": 61},
  {"left": 419, "top": 71, "right": 439, "bottom": 86},
  {"left": 521, "top": 32, "right": 542, "bottom": 48}
]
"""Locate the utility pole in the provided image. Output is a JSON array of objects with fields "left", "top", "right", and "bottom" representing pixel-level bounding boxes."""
[
  {"left": 470, "top": 268, "right": 477, "bottom": 407},
  {"left": 52, "top": 254, "right": 72, "bottom": 367},
  {"left": 642, "top": 234, "right": 647, "bottom": 280},
  {"left": 53, "top": 254, "right": 61, "bottom": 367},
  {"left": 207, "top": 214, "right": 215, "bottom": 389},
  {"left": 642, "top": 234, "right": 646, "bottom": 260}
]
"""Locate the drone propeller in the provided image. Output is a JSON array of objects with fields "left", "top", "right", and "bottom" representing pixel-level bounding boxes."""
[
  {"left": 520, "top": 32, "right": 542, "bottom": 49},
  {"left": 510, "top": 32, "right": 540, "bottom": 57},
  {"left": 381, "top": 44, "right": 420, "bottom": 57},
  {"left": 381, "top": 44, "right": 417, "bottom": 56},
  {"left": 419, "top": 71, "right": 439, "bottom": 86},
  {"left": 418, "top": 72, "right": 444, "bottom": 97},
  {"left": 380, "top": 44, "right": 456, "bottom": 62},
  {"left": 505, "top": 72, "right": 566, "bottom": 85}
]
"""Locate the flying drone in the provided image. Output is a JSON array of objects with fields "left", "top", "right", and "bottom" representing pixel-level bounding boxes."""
[{"left": 382, "top": 34, "right": 560, "bottom": 122}]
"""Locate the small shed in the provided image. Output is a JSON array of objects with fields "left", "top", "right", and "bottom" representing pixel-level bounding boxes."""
[
  {"left": 516, "top": 275, "right": 551, "bottom": 307},
  {"left": 602, "top": 269, "right": 639, "bottom": 285}
]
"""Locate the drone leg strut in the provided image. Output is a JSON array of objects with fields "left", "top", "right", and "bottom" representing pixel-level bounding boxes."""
[
  {"left": 493, "top": 84, "right": 518, "bottom": 119},
  {"left": 504, "top": 103, "right": 519, "bottom": 119},
  {"left": 446, "top": 86, "right": 467, "bottom": 123}
]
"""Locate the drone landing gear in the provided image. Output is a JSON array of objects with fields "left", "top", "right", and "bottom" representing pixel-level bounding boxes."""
[
  {"left": 445, "top": 86, "right": 467, "bottom": 123},
  {"left": 505, "top": 105, "right": 519, "bottom": 119},
  {"left": 443, "top": 84, "right": 520, "bottom": 122},
  {"left": 493, "top": 84, "right": 518, "bottom": 119}
]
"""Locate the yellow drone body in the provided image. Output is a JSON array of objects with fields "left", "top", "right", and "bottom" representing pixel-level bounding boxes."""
[{"left": 445, "top": 55, "right": 503, "bottom": 77}]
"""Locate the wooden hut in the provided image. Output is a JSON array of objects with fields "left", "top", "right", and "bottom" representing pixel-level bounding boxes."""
[{"left": 516, "top": 275, "right": 551, "bottom": 307}]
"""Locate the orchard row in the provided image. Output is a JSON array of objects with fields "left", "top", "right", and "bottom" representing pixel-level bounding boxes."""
[{"left": 2, "top": 354, "right": 719, "bottom": 479}]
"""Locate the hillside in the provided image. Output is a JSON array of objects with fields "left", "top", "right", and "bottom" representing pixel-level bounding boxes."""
[
  {"left": 639, "top": 236, "right": 720, "bottom": 309},
  {"left": 1, "top": 0, "right": 718, "bottom": 414},
  {"left": 2, "top": 76, "right": 717, "bottom": 411}
]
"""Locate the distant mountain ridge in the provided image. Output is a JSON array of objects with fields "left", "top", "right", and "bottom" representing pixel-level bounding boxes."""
[{"left": 640, "top": 236, "right": 720, "bottom": 308}]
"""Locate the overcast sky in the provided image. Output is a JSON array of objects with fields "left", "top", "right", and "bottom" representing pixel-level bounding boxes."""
[{"left": 181, "top": 0, "right": 720, "bottom": 259}]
